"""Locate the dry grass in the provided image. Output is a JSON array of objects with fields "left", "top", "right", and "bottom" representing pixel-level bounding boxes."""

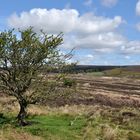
[
  {"left": 27, "top": 104, "right": 107, "bottom": 116},
  {"left": 0, "top": 74, "right": 140, "bottom": 140},
  {"left": 101, "top": 125, "right": 118, "bottom": 140},
  {"left": 0, "top": 127, "right": 43, "bottom": 140},
  {"left": 0, "top": 101, "right": 140, "bottom": 140}
]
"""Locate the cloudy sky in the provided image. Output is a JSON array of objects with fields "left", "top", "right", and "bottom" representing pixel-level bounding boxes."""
[{"left": 0, "top": 0, "right": 140, "bottom": 65}]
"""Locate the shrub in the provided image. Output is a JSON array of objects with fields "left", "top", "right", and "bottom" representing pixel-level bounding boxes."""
[{"left": 63, "top": 78, "right": 76, "bottom": 87}]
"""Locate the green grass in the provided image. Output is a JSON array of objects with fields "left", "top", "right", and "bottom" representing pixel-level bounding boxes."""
[
  {"left": 87, "top": 72, "right": 105, "bottom": 77},
  {"left": 0, "top": 114, "right": 14, "bottom": 127},
  {"left": 0, "top": 112, "right": 140, "bottom": 140},
  {"left": 86, "top": 68, "right": 140, "bottom": 78},
  {"left": 104, "top": 68, "right": 140, "bottom": 78},
  {"left": 23, "top": 114, "right": 86, "bottom": 140},
  {"left": 22, "top": 114, "right": 140, "bottom": 140}
]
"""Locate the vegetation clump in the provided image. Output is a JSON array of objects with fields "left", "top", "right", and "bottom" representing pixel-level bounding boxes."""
[{"left": 0, "top": 28, "right": 71, "bottom": 126}]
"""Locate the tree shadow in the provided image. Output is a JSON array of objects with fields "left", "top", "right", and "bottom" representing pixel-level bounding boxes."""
[
  {"left": 0, "top": 113, "right": 16, "bottom": 127},
  {"left": 0, "top": 113, "right": 10, "bottom": 124},
  {"left": 0, "top": 113, "right": 40, "bottom": 128}
]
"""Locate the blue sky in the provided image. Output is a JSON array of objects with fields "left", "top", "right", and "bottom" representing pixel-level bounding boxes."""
[{"left": 1, "top": 0, "right": 140, "bottom": 65}]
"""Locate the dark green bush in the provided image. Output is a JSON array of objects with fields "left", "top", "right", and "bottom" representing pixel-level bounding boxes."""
[{"left": 63, "top": 78, "right": 76, "bottom": 87}]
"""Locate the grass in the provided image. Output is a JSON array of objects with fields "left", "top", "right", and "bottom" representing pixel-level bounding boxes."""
[
  {"left": 24, "top": 114, "right": 86, "bottom": 140},
  {"left": 0, "top": 109, "right": 140, "bottom": 140},
  {"left": 0, "top": 72, "right": 140, "bottom": 140},
  {"left": 86, "top": 68, "right": 140, "bottom": 78},
  {"left": 0, "top": 127, "right": 43, "bottom": 140},
  {"left": 104, "top": 68, "right": 140, "bottom": 78},
  {"left": 87, "top": 72, "right": 105, "bottom": 77}
]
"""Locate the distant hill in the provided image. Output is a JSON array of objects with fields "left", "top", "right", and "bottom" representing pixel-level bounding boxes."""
[
  {"left": 123, "top": 66, "right": 140, "bottom": 72},
  {"left": 40, "top": 65, "right": 140, "bottom": 73},
  {"left": 71, "top": 65, "right": 140, "bottom": 73},
  {"left": 72, "top": 65, "right": 123, "bottom": 72}
]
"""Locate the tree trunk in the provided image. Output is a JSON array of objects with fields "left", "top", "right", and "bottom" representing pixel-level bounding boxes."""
[{"left": 17, "top": 98, "right": 28, "bottom": 126}]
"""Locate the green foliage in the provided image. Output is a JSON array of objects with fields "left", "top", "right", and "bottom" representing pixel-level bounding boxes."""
[
  {"left": 128, "top": 132, "right": 140, "bottom": 140},
  {"left": 63, "top": 78, "right": 76, "bottom": 87},
  {"left": 104, "top": 68, "right": 140, "bottom": 78},
  {"left": 104, "top": 68, "right": 123, "bottom": 76},
  {"left": 0, "top": 27, "right": 63, "bottom": 98},
  {"left": 0, "top": 27, "right": 71, "bottom": 125}
]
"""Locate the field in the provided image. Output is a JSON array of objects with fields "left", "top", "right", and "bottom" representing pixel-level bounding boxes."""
[{"left": 0, "top": 72, "right": 140, "bottom": 140}]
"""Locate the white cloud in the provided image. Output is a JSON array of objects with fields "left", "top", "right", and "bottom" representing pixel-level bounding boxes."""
[
  {"left": 7, "top": 8, "right": 140, "bottom": 55},
  {"left": 136, "top": 0, "right": 140, "bottom": 16},
  {"left": 76, "top": 14, "right": 122, "bottom": 35},
  {"left": 121, "top": 41, "right": 140, "bottom": 54},
  {"left": 76, "top": 54, "right": 94, "bottom": 65},
  {"left": 8, "top": 8, "right": 123, "bottom": 35},
  {"left": 8, "top": 9, "right": 78, "bottom": 34},
  {"left": 76, "top": 32, "right": 125, "bottom": 50},
  {"left": 62, "top": 32, "right": 126, "bottom": 52},
  {"left": 101, "top": 0, "right": 118, "bottom": 7},
  {"left": 7, "top": 8, "right": 125, "bottom": 53}
]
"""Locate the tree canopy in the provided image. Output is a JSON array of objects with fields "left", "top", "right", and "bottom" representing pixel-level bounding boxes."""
[{"left": 0, "top": 28, "right": 68, "bottom": 125}]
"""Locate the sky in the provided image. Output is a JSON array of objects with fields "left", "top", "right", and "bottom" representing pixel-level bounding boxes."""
[{"left": 0, "top": 0, "right": 140, "bottom": 65}]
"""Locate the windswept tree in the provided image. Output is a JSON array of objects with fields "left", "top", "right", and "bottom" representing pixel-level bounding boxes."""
[{"left": 0, "top": 28, "right": 71, "bottom": 126}]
